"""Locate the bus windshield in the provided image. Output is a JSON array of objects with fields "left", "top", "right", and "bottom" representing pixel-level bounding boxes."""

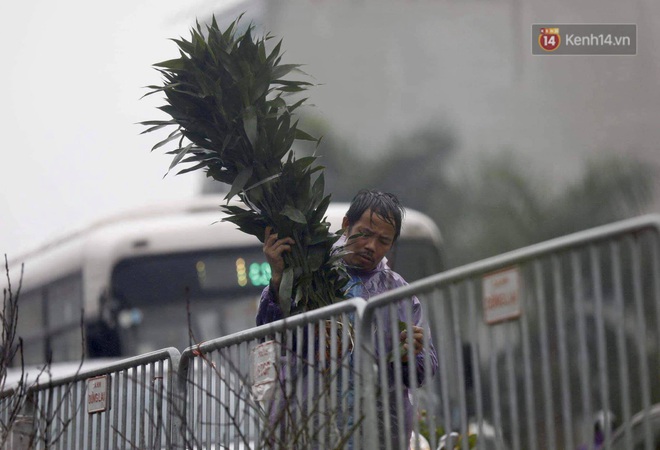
[{"left": 111, "top": 246, "right": 269, "bottom": 355}]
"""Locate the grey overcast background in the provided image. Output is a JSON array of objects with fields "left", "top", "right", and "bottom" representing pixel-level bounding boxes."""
[{"left": 2, "top": 0, "right": 659, "bottom": 260}]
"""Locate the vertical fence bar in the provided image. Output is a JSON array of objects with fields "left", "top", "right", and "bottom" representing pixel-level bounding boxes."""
[
  {"left": 205, "top": 353, "right": 212, "bottom": 448},
  {"left": 610, "top": 240, "right": 633, "bottom": 449},
  {"left": 196, "top": 350, "right": 203, "bottom": 447},
  {"left": 572, "top": 249, "right": 592, "bottom": 447},
  {"left": 305, "top": 323, "right": 315, "bottom": 447},
  {"left": 45, "top": 383, "right": 54, "bottom": 447},
  {"left": 487, "top": 322, "right": 503, "bottom": 449},
  {"left": 405, "top": 298, "right": 420, "bottom": 450},
  {"left": 111, "top": 370, "right": 119, "bottom": 449},
  {"left": 552, "top": 254, "right": 574, "bottom": 449},
  {"left": 376, "top": 307, "right": 393, "bottom": 450},
  {"left": 329, "top": 316, "right": 338, "bottom": 446},
  {"left": 436, "top": 289, "right": 453, "bottom": 439},
  {"left": 505, "top": 323, "right": 521, "bottom": 450},
  {"left": 519, "top": 266, "right": 539, "bottom": 450},
  {"left": 340, "top": 312, "right": 350, "bottom": 446},
  {"left": 630, "top": 236, "right": 653, "bottom": 450},
  {"left": 294, "top": 324, "right": 304, "bottom": 447},
  {"left": 147, "top": 363, "right": 155, "bottom": 448},
  {"left": 391, "top": 300, "right": 406, "bottom": 450},
  {"left": 174, "top": 359, "right": 184, "bottom": 449},
  {"left": 139, "top": 361, "right": 147, "bottom": 447},
  {"left": 289, "top": 327, "right": 299, "bottom": 447},
  {"left": 131, "top": 366, "right": 138, "bottom": 447},
  {"left": 216, "top": 350, "right": 224, "bottom": 449},
  {"left": 421, "top": 288, "right": 440, "bottom": 450},
  {"left": 534, "top": 260, "right": 557, "bottom": 450},
  {"left": 158, "top": 360, "right": 164, "bottom": 447},
  {"left": 449, "top": 284, "right": 469, "bottom": 449},
  {"left": 62, "top": 383, "right": 72, "bottom": 449},
  {"left": 100, "top": 376, "right": 109, "bottom": 449},
  {"left": 353, "top": 312, "right": 363, "bottom": 450},
  {"left": 466, "top": 280, "right": 486, "bottom": 450},
  {"left": 95, "top": 398, "right": 103, "bottom": 449},
  {"left": 591, "top": 244, "right": 612, "bottom": 446},
  {"left": 78, "top": 380, "right": 86, "bottom": 449}
]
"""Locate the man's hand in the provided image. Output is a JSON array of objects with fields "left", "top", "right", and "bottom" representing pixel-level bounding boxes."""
[
  {"left": 263, "top": 226, "right": 295, "bottom": 292},
  {"left": 400, "top": 326, "right": 424, "bottom": 363}
]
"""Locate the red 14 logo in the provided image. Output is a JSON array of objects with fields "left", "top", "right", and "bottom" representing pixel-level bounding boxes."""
[{"left": 539, "top": 28, "right": 561, "bottom": 52}]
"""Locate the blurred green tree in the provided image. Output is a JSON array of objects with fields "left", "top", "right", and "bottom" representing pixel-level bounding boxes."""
[{"left": 437, "top": 152, "right": 656, "bottom": 267}]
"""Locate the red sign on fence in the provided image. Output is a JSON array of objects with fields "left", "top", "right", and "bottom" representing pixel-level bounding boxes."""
[
  {"left": 87, "top": 375, "right": 111, "bottom": 414},
  {"left": 482, "top": 266, "right": 522, "bottom": 324}
]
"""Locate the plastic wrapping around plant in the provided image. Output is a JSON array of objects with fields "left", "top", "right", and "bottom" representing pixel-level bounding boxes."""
[{"left": 141, "top": 15, "right": 350, "bottom": 316}]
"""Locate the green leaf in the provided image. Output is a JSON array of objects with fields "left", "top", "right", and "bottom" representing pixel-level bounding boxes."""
[
  {"left": 281, "top": 205, "right": 307, "bottom": 224},
  {"left": 271, "top": 64, "right": 300, "bottom": 80},
  {"left": 310, "top": 173, "right": 325, "bottom": 210},
  {"left": 243, "top": 107, "right": 258, "bottom": 149},
  {"left": 277, "top": 85, "right": 306, "bottom": 93},
  {"left": 167, "top": 142, "right": 193, "bottom": 173},
  {"left": 309, "top": 194, "right": 331, "bottom": 226},
  {"left": 176, "top": 161, "right": 207, "bottom": 176},
  {"left": 266, "top": 38, "right": 283, "bottom": 65},
  {"left": 289, "top": 156, "right": 316, "bottom": 174},
  {"left": 308, "top": 246, "right": 326, "bottom": 271},
  {"left": 153, "top": 58, "right": 186, "bottom": 70},
  {"left": 295, "top": 128, "right": 318, "bottom": 142},
  {"left": 279, "top": 267, "right": 294, "bottom": 317},
  {"left": 294, "top": 287, "right": 304, "bottom": 310},
  {"left": 244, "top": 173, "right": 281, "bottom": 193},
  {"left": 225, "top": 166, "right": 253, "bottom": 201},
  {"left": 150, "top": 130, "right": 183, "bottom": 152}
]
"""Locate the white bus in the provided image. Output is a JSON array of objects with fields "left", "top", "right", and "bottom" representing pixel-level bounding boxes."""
[{"left": 6, "top": 195, "right": 443, "bottom": 366}]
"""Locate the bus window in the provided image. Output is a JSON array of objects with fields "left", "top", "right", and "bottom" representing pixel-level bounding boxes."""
[
  {"left": 46, "top": 274, "right": 82, "bottom": 326},
  {"left": 46, "top": 274, "right": 83, "bottom": 362},
  {"left": 110, "top": 247, "right": 268, "bottom": 355},
  {"left": 50, "top": 328, "right": 83, "bottom": 363},
  {"left": 16, "top": 289, "right": 45, "bottom": 365}
]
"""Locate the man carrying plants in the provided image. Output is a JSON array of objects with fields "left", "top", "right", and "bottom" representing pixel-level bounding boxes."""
[
  {"left": 142, "top": 15, "right": 437, "bottom": 448},
  {"left": 258, "top": 189, "right": 439, "bottom": 449}
]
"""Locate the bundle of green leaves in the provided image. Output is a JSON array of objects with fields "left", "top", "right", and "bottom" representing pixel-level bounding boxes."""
[{"left": 141, "top": 16, "right": 349, "bottom": 315}]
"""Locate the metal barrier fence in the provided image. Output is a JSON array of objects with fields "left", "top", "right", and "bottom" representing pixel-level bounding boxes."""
[
  {"left": 1, "top": 215, "right": 659, "bottom": 449},
  {"left": 4, "top": 348, "right": 181, "bottom": 449},
  {"left": 359, "top": 214, "right": 660, "bottom": 450},
  {"left": 177, "top": 298, "right": 364, "bottom": 450}
]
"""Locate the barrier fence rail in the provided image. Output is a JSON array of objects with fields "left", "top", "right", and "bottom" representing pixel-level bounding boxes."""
[
  {"left": 1, "top": 348, "right": 181, "bottom": 449},
  {"left": 1, "top": 214, "right": 659, "bottom": 449},
  {"left": 177, "top": 298, "right": 364, "bottom": 450},
  {"left": 359, "top": 214, "right": 660, "bottom": 450}
]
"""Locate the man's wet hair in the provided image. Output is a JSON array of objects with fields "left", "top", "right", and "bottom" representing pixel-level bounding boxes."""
[{"left": 345, "top": 189, "right": 405, "bottom": 240}]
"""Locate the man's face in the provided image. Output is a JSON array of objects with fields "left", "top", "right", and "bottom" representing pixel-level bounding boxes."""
[{"left": 341, "top": 209, "right": 396, "bottom": 271}]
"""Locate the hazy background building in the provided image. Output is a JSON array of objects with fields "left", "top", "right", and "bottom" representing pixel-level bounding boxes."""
[
  {"left": 196, "top": 0, "right": 660, "bottom": 266},
  {"left": 249, "top": 0, "right": 660, "bottom": 186}
]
